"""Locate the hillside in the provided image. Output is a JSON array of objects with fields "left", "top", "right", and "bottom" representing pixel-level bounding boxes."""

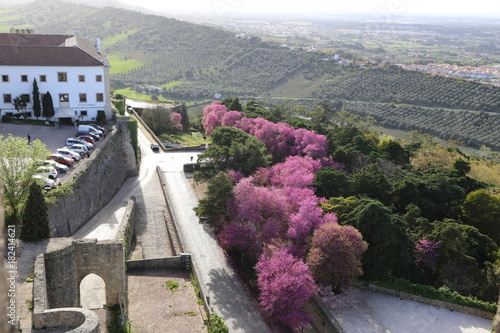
[
  {"left": 1, "top": 0, "right": 499, "bottom": 150},
  {"left": 0, "top": 0, "right": 330, "bottom": 98}
]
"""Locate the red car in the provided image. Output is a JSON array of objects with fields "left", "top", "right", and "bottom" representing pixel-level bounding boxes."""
[
  {"left": 76, "top": 135, "right": 95, "bottom": 144},
  {"left": 48, "top": 153, "right": 75, "bottom": 167}
]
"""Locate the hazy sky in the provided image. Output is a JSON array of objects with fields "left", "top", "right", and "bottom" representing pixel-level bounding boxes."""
[{"left": 116, "top": 0, "right": 500, "bottom": 18}]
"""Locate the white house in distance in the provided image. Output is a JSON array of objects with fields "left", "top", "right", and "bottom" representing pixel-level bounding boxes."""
[{"left": 0, "top": 29, "right": 112, "bottom": 124}]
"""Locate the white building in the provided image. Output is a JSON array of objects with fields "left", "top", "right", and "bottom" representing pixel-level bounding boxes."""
[{"left": 0, "top": 30, "right": 112, "bottom": 124}]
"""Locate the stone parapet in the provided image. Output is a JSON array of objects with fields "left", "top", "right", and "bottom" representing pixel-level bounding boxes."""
[{"left": 33, "top": 307, "right": 99, "bottom": 332}]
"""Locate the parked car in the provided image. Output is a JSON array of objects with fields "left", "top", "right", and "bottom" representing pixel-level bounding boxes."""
[
  {"left": 66, "top": 138, "right": 93, "bottom": 150},
  {"left": 66, "top": 144, "right": 89, "bottom": 157},
  {"left": 88, "top": 124, "right": 105, "bottom": 133},
  {"left": 35, "top": 166, "right": 57, "bottom": 179},
  {"left": 78, "top": 125, "right": 103, "bottom": 137},
  {"left": 150, "top": 143, "right": 160, "bottom": 152},
  {"left": 41, "top": 159, "right": 69, "bottom": 173},
  {"left": 32, "top": 174, "right": 57, "bottom": 190},
  {"left": 48, "top": 153, "right": 74, "bottom": 167},
  {"left": 76, "top": 131, "right": 99, "bottom": 141},
  {"left": 76, "top": 135, "right": 95, "bottom": 144},
  {"left": 56, "top": 148, "right": 81, "bottom": 161}
]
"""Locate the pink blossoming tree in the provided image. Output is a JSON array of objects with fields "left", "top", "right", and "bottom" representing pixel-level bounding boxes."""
[
  {"left": 255, "top": 249, "right": 316, "bottom": 331},
  {"left": 307, "top": 222, "right": 367, "bottom": 293}
]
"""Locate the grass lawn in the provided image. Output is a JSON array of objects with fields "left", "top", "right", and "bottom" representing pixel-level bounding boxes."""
[
  {"left": 108, "top": 54, "right": 144, "bottom": 74},
  {"left": 114, "top": 88, "right": 173, "bottom": 102},
  {"left": 158, "top": 131, "right": 205, "bottom": 146}
]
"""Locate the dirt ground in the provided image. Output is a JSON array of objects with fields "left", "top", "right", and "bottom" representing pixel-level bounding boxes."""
[{"left": 127, "top": 268, "right": 206, "bottom": 333}]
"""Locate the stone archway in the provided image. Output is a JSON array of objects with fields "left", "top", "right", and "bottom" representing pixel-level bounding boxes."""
[{"left": 80, "top": 273, "right": 106, "bottom": 309}]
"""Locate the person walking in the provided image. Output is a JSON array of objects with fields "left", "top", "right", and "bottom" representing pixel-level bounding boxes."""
[{"left": 27, "top": 134, "right": 31, "bottom": 144}]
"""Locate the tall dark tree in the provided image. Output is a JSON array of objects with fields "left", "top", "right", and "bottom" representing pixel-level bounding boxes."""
[
  {"left": 42, "top": 91, "right": 55, "bottom": 122},
  {"left": 344, "top": 199, "right": 419, "bottom": 281},
  {"left": 20, "top": 182, "right": 50, "bottom": 242},
  {"left": 32, "top": 78, "right": 41, "bottom": 119}
]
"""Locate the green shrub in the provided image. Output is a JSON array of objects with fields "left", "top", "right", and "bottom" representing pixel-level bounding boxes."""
[
  {"left": 97, "top": 110, "right": 107, "bottom": 125},
  {"left": 373, "top": 279, "right": 497, "bottom": 313},
  {"left": 113, "top": 99, "right": 126, "bottom": 116},
  {"left": 127, "top": 118, "right": 139, "bottom": 165},
  {"left": 2, "top": 114, "right": 12, "bottom": 123},
  {"left": 205, "top": 313, "right": 228, "bottom": 333}
]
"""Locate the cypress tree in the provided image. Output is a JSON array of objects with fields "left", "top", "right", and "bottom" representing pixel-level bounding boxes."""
[
  {"left": 20, "top": 182, "right": 50, "bottom": 242},
  {"left": 42, "top": 91, "right": 55, "bottom": 122},
  {"left": 32, "top": 79, "right": 41, "bottom": 119}
]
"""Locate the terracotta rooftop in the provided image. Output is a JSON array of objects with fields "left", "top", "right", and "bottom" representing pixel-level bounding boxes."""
[{"left": 0, "top": 33, "right": 105, "bottom": 66}]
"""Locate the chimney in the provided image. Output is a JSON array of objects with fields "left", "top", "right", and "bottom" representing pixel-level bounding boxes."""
[{"left": 95, "top": 38, "right": 101, "bottom": 54}]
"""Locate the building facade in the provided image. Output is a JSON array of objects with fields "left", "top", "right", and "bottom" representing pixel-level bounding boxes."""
[{"left": 0, "top": 30, "right": 112, "bottom": 124}]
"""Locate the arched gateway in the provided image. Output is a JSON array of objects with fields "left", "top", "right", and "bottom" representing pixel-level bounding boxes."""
[{"left": 43, "top": 239, "right": 126, "bottom": 308}]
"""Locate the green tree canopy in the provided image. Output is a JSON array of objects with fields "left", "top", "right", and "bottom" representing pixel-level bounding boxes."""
[
  {"left": 194, "top": 172, "right": 234, "bottom": 228},
  {"left": 344, "top": 198, "right": 419, "bottom": 281},
  {"left": 461, "top": 190, "right": 500, "bottom": 244},
  {"left": 313, "top": 167, "right": 350, "bottom": 199},
  {"left": 195, "top": 126, "right": 270, "bottom": 180},
  {"left": 0, "top": 135, "right": 50, "bottom": 224}
]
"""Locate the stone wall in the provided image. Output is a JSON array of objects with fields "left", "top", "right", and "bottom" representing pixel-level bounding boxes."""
[
  {"left": 48, "top": 117, "right": 137, "bottom": 237},
  {"left": 32, "top": 308, "right": 99, "bottom": 332},
  {"left": 126, "top": 254, "right": 191, "bottom": 271},
  {"left": 115, "top": 197, "right": 136, "bottom": 259}
]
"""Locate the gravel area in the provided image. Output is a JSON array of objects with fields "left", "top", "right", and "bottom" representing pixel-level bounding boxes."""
[
  {"left": 127, "top": 268, "right": 206, "bottom": 333},
  {"left": 320, "top": 286, "right": 493, "bottom": 333}
]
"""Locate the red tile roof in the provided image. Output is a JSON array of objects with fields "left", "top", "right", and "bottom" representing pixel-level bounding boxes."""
[{"left": 0, "top": 33, "right": 105, "bottom": 66}]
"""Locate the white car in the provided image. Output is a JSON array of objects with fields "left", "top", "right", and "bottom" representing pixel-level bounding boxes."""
[
  {"left": 56, "top": 148, "right": 81, "bottom": 161},
  {"left": 42, "top": 159, "right": 69, "bottom": 173},
  {"left": 66, "top": 144, "right": 89, "bottom": 157},
  {"left": 66, "top": 138, "right": 94, "bottom": 150},
  {"left": 35, "top": 166, "right": 57, "bottom": 179},
  {"left": 32, "top": 174, "right": 57, "bottom": 190}
]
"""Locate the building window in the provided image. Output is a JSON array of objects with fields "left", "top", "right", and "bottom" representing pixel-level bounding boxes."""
[
  {"left": 25, "top": 112, "right": 32, "bottom": 117},
  {"left": 96, "top": 75, "right": 102, "bottom": 82},
  {"left": 79, "top": 75, "right": 85, "bottom": 82},
  {"left": 3, "top": 94, "right": 11, "bottom": 103},
  {"left": 79, "top": 94, "right": 87, "bottom": 102},
  {"left": 58, "top": 72, "right": 67, "bottom": 82},
  {"left": 59, "top": 94, "right": 69, "bottom": 102},
  {"left": 96, "top": 93, "right": 104, "bottom": 102},
  {"left": 40, "top": 75, "right": 46, "bottom": 82},
  {"left": 21, "top": 94, "right": 30, "bottom": 103},
  {"left": 80, "top": 111, "right": 88, "bottom": 116},
  {"left": 2, "top": 75, "right": 8, "bottom": 82},
  {"left": 21, "top": 75, "right": 28, "bottom": 82}
]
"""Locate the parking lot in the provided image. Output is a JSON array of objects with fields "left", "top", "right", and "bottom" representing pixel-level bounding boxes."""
[{"left": 0, "top": 122, "right": 102, "bottom": 184}]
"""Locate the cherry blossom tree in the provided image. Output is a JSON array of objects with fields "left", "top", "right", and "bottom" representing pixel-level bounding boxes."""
[
  {"left": 255, "top": 249, "right": 316, "bottom": 330},
  {"left": 307, "top": 222, "right": 367, "bottom": 293},
  {"left": 170, "top": 112, "right": 183, "bottom": 131},
  {"left": 201, "top": 101, "right": 228, "bottom": 135},
  {"left": 415, "top": 238, "right": 440, "bottom": 268}
]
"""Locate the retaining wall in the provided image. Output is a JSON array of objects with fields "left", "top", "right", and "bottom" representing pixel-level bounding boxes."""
[
  {"left": 126, "top": 254, "right": 191, "bottom": 271},
  {"left": 115, "top": 197, "right": 136, "bottom": 259},
  {"left": 48, "top": 117, "right": 137, "bottom": 237}
]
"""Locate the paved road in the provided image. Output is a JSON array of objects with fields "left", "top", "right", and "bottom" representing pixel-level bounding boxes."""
[{"left": 159, "top": 153, "right": 271, "bottom": 333}]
